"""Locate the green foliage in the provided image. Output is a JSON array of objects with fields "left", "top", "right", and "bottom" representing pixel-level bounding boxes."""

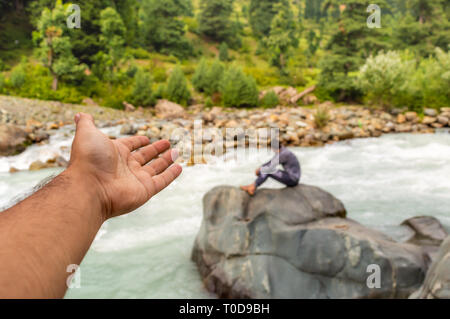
[
  {"left": 0, "top": 73, "right": 5, "bottom": 92},
  {"left": 140, "top": 0, "right": 193, "bottom": 58},
  {"left": 314, "top": 105, "right": 330, "bottom": 129},
  {"left": 198, "top": 0, "right": 241, "bottom": 48},
  {"left": 264, "top": 1, "right": 298, "bottom": 71},
  {"left": 165, "top": 66, "right": 191, "bottom": 105},
  {"left": 249, "top": 0, "right": 282, "bottom": 37},
  {"left": 33, "top": 0, "right": 85, "bottom": 90},
  {"left": 10, "top": 63, "right": 27, "bottom": 88},
  {"left": 192, "top": 59, "right": 209, "bottom": 93},
  {"left": 260, "top": 91, "right": 279, "bottom": 108},
  {"left": 100, "top": 7, "right": 126, "bottom": 67},
  {"left": 220, "top": 67, "right": 259, "bottom": 108},
  {"left": 129, "top": 69, "right": 155, "bottom": 107},
  {"left": 219, "top": 42, "right": 229, "bottom": 62},
  {"left": 193, "top": 59, "right": 225, "bottom": 95},
  {"left": 205, "top": 97, "right": 213, "bottom": 108}
]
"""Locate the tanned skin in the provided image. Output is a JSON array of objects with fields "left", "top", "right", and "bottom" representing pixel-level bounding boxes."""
[{"left": 0, "top": 113, "right": 182, "bottom": 298}]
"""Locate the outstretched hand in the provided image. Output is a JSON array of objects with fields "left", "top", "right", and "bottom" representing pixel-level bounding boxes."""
[{"left": 69, "top": 113, "right": 182, "bottom": 220}]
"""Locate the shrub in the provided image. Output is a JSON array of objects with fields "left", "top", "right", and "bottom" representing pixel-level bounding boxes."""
[
  {"left": 219, "top": 42, "right": 229, "bottom": 62},
  {"left": 260, "top": 91, "right": 279, "bottom": 108},
  {"left": 192, "top": 58, "right": 209, "bottom": 92},
  {"left": 220, "top": 67, "right": 259, "bottom": 108},
  {"left": 314, "top": 105, "right": 330, "bottom": 129},
  {"left": 153, "top": 83, "right": 166, "bottom": 100},
  {"left": 357, "top": 51, "right": 414, "bottom": 109},
  {"left": 10, "top": 64, "right": 26, "bottom": 88},
  {"left": 205, "top": 97, "right": 213, "bottom": 108},
  {"left": 129, "top": 69, "right": 155, "bottom": 107},
  {"left": 152, "top": 66, "right": 167, "bottom": 83},
  {"left": 0, "top": 73, "right": 4, "bottom": 92},
  {"left": 204, "top": 60, "right": 224, "bottom": 95},
  {"left": 165, "top": 66, "right": 191, "bottom": 106}
]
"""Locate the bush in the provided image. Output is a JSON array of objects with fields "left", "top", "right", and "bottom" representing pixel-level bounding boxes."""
[
  {"left": 152, "top": 66, "right": 167, "bottom": 83},
  {"left": 357, "top": 51, "right": 414, "bottom": 109},
  {"left": 192, "top": 58, "right": 209, "bottom": 92},
  {"left": 0, "top": 73, "right": 4, "bottom": 92},
  {"left": 205, "top": 60, "right": 224, "bottom": 95},
  {"left": 260, "top": 91, "right": 279, "bottom": 108},
  {"left": 205, "top": 97, "right": 213, "bottom": 108},
  {"left": 10, "top": 64, "right": 26, "bottom": 88},
  {"left": 153, "top": 83, "right": 166, "bottom": 100},
  {"left": 129, "top": 69, "right": 155, "bottom": 107},
  {"left": 220, "top": 67, "right": 259, "bottom": 108},
  {"left": 314, "top": 105, "right": 330, "bottom": 129},
  {"left": 165, "top": 66, "right": 191, "bottom": 106},
  {"left": 219, "top": 42, "right": 229, "bottom": 62},
  {"left": 415, "top": 48, "right": 450, "bottom": 110}
]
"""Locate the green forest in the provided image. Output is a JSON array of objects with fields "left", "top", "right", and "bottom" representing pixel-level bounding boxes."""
[{"left": 0, "top": 0, "right": 448, "bottom": 111}]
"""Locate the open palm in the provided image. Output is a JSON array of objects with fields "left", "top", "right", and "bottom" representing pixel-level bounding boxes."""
[{"left": 70, "top": 113, "right": 182, "bottom": 219}]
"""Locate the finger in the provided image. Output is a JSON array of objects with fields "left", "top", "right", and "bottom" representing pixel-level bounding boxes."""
[
  {"left": 118, "top": 136, "right": 150, "bottom": 152},
  {"left": 132, "top": 140, "right": 171, "bottom": 166},
  {"left": 151, "top": 164, "right": 183, "bottom": 194},
  {"left": 74, "top": 113, "right": 96, "bottom": 131},
  {"left": 143, "top": 149, "right": 178, "bottom": 176}
]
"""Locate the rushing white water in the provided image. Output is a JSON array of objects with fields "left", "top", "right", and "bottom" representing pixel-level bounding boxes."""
[{"left": 0, "top": 127, "right": 449, "bottom": 298}]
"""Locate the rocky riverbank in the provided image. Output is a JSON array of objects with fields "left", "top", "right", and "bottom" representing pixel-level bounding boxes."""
[
  {"left": 1, "top": 95, "right": 449, "bottom": 167},
  {"left": 192, "top": 185, "right": 449, "bottom": 299}
]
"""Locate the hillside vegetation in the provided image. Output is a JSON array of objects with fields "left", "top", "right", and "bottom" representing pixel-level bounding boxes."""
[{"left": 0, "top": 0, "right": 448, "bottom": 112}]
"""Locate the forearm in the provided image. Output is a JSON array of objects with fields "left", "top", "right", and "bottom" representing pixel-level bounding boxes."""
[{"left": 0, "top": 167, "right": 105, "bottom": 298}]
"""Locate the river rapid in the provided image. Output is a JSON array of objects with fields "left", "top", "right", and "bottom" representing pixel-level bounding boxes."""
[{"left": 0, "top": 125, "right": 449, "bottom": 298}]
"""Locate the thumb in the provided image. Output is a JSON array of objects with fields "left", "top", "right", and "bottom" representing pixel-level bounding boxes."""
[{"left": 74, "top": 113, "right": 96, "bottom": 131}]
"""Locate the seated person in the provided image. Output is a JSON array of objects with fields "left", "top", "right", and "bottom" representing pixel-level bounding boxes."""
[{"left": 241, "top": 139, "right": 301, "bottom": 196}]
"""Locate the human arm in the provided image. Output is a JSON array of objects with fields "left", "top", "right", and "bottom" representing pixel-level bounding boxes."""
[{"left": 0, "top": 113, "right": 182, "bottom": 298}]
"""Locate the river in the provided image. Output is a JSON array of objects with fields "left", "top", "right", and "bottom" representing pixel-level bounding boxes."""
[{"left": 0, "top": 126, "right": 449, "bottom": 298}]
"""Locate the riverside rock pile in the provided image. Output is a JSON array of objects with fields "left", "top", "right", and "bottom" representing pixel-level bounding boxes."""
[{"left": 1, "top": 95, "right": 449, "bottom": 162}]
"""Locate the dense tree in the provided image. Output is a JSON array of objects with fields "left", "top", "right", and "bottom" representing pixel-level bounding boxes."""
[
  {"left": 99, "top": 7, "right": 126, "bottom": 68},
  {"left": 265, "top": 1, "right": 298, "bottom": 71},
  {"left": 198, "top": 0, "right": 239, "bottom": 47},
  {"left": 32, "top": 0, "right": 85, "bottom": 90},
  {"left": 249, "top": 0, "right": 282, "bottom": 37},
  {"left": 317, "top": 0, "right": 389, "bottom": 101},
  {"left": 192, "top": 59, "right": 209, "bottom": 93},
  {"left": 219, "top": 42, "right": 229, "bottom": 62},
  {"left": 140, "top": 0, "right": 193, "bottom": 58}
]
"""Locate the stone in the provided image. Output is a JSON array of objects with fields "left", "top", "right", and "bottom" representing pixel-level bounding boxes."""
[
  {"left": 155, "top": 99, "right": 186, "bottom": 120},
  {"left": 412, "top": 236, "right": 450, "bottom": 299},
  {"left": 397, "top": 114, "right": 406, "bottom": 124},
  {"left": 405, "top": 112, "right": 418, "bottom": 122},
  {"left": 120, "top": 123, "right": 137, "bottom": 135},
  {"left": 0, "top": 124, "right": 29, "bottom": 156},
  {"left": 123, "top": 101, "right": 136, "bottom": 112},
  {"left": 82, "top": 98, "right": 99, "bottom": 107},
  {"left": 422, "top": 116, "right": 437, "bottom": 125},
  {"left": 424, "top": 108, "right": 438, "bottom": 117},
  {"left": 192, "top": 186, "right": 428, "bottom": 299},
  {"left": 436, "top": 116, "right": 448, "bottom": 126},
  {"left": 401, "top": 216, "right": 448, "bottom": 247}
]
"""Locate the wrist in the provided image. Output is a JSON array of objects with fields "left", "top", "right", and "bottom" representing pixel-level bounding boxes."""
[{"left": 63, "top": 164, "right": 110, "bottom": 223}]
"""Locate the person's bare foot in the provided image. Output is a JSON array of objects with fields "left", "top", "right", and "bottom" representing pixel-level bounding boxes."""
[{"left": 240, "top": 183, "right": 256, "bottom": 196}]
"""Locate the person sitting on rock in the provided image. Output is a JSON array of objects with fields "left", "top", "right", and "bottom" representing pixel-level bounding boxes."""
[{"left": 240, "top": 139, "right": 301, "bottom": 196}]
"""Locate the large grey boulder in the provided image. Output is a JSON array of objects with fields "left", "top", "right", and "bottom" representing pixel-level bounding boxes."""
[
  {"left": 411, "top": 236, "right": 450, "bottom": 299},
  {"left": 192, "top": 185, "right": 428, "bottom": 299}
]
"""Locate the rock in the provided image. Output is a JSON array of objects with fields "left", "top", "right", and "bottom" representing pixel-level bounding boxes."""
[
  {"left": 289, "top": 86, "right": 316, "bottom": 104},
  {"left": 424, "top": 108, "right": 438, "bottom": 117},
  {"left": 412, "top": 236, "right": 450, "bottom": 299},
  {"left": 395, "top": 124, "right": 412, "bottom": 133},
  {"left": 123, "top": 101, "right": 136, "bottom": 112},
  {"left": 422, "top": 116, "right": 437, "bottom": 125},
  {"left": 82, "top": 98, "right": 99, "bottom": 107},
  {"left": 401, "top": 216, "right": 448, "bottom": 247},
  {"left": 405, "top": 112, "right": 418, "bottom": 122},
  {"left": 9, "top": 167, "right": 19, "bottom": 173},
  {"left": 397, "top": 114, "right": 406, "bottom": 124},
  {"left": 0, "top": 124, "right": 29, "bottom": 156},
  {"left": 29, "top": 160, "right": 47, "bottom": 171},
  {"left": 192, "top": 185, "right": 428, "bottom": 299},
  {"left": 155, "top": 99, "right": 186, "bottom": 120},
  {"left": 437, "top": 116, "right": 448, "bottom": 126},
  {"left": 302, "top": 95, "right": 318, "bottom": 105},
  {"left": 120, "top": 123, "right": 137, "bottom": 135}
]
